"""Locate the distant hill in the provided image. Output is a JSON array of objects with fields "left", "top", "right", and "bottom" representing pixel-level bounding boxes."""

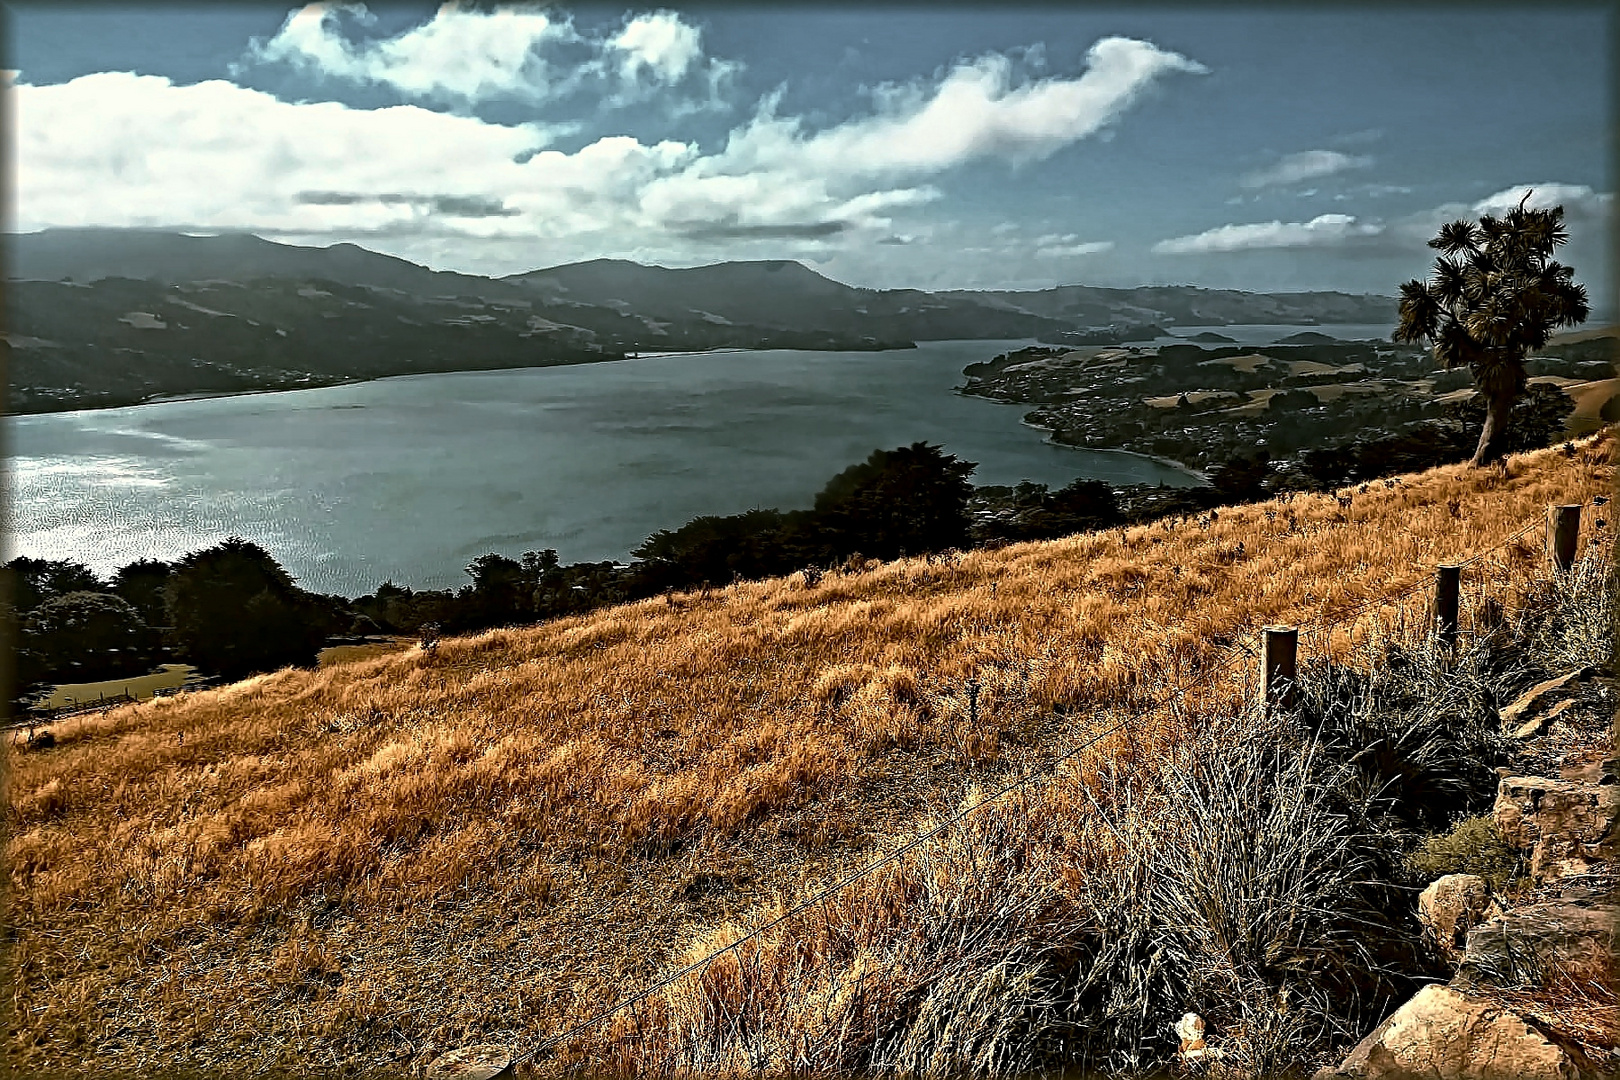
[
  {"left": 506, "top": 257, "right": 1072, "bottom": 342},
  {"left": 9, "top": 227, "right": 510, "bottom": 298},
  {"left": 4, "top": 229, "right": 1400, "bottom": 413},
  {"left": 943, "top": 282, "right": 1394, "bottom": 328}
]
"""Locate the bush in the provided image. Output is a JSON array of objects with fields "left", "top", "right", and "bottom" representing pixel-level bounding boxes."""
[
  {"left": 18, "top": 590, "right": 156, "bottom": 685},
  {"left": 1404, "top": 814, "right": 1527, "bottom": 892}
]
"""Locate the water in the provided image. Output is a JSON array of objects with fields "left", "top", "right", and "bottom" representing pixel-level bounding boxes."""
[{"left": 6, "top": 339, "right": 1202, "bottom": 595}]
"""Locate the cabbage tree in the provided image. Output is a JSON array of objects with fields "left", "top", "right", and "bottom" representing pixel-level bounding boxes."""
[{"left": 1394, "top": 195, "right": 1589, "bottom": 465}]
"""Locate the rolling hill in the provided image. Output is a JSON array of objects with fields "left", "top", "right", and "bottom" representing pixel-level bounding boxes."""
[{"left": 5, "top": 229, "right": 1398, "bottom": 413}]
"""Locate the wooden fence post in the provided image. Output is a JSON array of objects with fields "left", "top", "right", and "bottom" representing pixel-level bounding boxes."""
[
  {"left": 1435, "top": 564, "right": 1461, "bottom": 649},
  {"left": 1548, "top": 504, "right": 1581, "bottom": 572},
  {"left": 1261, "top": 626, "right": 1298, "bottom": 713}
]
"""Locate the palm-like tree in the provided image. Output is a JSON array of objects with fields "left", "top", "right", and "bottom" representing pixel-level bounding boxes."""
[{"left": 1394, "top": 194, "right": 1589, "bottom": 466}]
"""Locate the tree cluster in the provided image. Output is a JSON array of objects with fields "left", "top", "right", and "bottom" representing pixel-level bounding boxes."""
[{"left": 6, "top": 538, "right": 350, "bottom": 698}]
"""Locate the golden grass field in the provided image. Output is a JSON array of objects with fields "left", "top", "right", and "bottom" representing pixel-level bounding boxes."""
[{"left": 5, "top": 434, "right": 1614, "bottom": 1076}]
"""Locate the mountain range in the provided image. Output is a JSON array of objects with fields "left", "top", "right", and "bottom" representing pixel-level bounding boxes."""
[{"left": 3, "top": 228, "right": 1396, "bottom": 413}]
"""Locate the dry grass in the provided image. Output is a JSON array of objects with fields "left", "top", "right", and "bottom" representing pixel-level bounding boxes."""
[{"left": 5, "top": 434, "right": 1613, "bottom": 1077}]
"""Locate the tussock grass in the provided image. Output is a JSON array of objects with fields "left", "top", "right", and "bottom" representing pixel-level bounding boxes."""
[
  {"left": 597, "top": 538, "right": 1615, "bottom": 1079},
  {"left": 5, "top": 435, "right": 1613, "bottom": 1076}
]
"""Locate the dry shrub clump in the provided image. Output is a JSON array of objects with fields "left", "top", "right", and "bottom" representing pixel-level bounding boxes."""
[
  {"left": 4, "top": 434, "right": 1614, "bottom": 1076},
  {"left": 590, "top": 712, "right": 1413, "bottom": 1078}
]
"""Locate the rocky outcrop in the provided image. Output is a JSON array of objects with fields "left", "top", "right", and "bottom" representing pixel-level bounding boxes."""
[
  {"left": 1417, "top": 874, "right": 1497, "bottom": 969},
  {"left": 1316, "top": 666, "right": 1618, "bottom": 1080},
  {"left": 1494, "top": 774, "right": 1620, "bottom": 883},
  {"left": 1501, "top": 668, "right": 1597, "bottom": 739},
  {"left": 1458, "top": 877, "right": 1620, "bottom": 989},
  {"left": 424, "top": 1044, "right": 512, "bottom": 1080},
  {"left": 1314, "top": 984, "right": 1596, "bottom": 1080}
]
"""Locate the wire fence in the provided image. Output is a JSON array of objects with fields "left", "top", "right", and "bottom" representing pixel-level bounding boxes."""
[{"left": 439, "top": 495, "right": 1607, "bottom": 1080}]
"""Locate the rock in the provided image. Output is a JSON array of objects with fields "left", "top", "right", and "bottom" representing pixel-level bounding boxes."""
[
  {"left": 1514, "top": 698, "right": 1576, "bottom": 740},
  {"left": 1499, "top": 669, "right": 1594, "bottom": 731},
  {"left": 1560, "top": 753, "right": 1620, "bottom": 786},
  {"left": 425, "top": 1044, "right": 513, "bottom": 1080},
  {"left": 1459, "top": 879, "right": 1620, "bottom": 988},
  {"left": 1326, "top": 984, "right": 1591, "bottom": 1079},
  {"left": 1417, "top": 875, "right": 1495, "bottom": 967},
  {"left": 1494, "top": 775, "right": 1620, "bottom": 882},
  {"left": 1176, "top": 1011, "right": 1208, "bottom": 1061}
]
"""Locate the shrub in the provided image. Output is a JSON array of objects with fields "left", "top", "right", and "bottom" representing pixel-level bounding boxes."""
[{"left": 1404, "top": 814, "right": 1527, "bottom": 892}]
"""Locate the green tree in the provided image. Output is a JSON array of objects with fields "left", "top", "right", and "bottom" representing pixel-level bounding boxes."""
[
  {"left": 4, "top": 557, "right": 103, "bottom": 614},
  {"left": 165, "top": 537, "right": 327, "bottom": 680},
  {"left": 813, "top": 442, "right": 977, "bottom": 561},
  {"left": 630, "top": 509, "right": 802, "bottom": 591},
  {"left": 459, "top": 553, "right": 531, "bottom": 629},
  {"left": 1394, "top": 194, "right": 1589, "bottom": 465},
  {"left": 19, "top": 591, "right": 154, "bottom": 685},
  {"left": 110, "top": 558, "right": 173, "bottom": 628}
]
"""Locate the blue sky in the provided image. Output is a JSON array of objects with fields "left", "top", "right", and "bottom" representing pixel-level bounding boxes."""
[{"left": 5, "top": 3, "right": 1614, "bottom": 304}]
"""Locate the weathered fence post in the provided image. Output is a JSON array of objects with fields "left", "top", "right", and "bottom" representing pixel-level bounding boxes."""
[
  {"left": 1435, "top": 564, "right": 1461, "bottom": 649},
  {"left": 1261, "top": 626, "right": 1298, "bottom": 713},
  {"left": 1548, "top": 504, "right": 1581, "bottom": 572}
]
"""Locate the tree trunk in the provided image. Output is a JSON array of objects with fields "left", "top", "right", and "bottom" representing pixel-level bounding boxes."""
[{"left": 1469, "top": 388, "right": 1514, "bottom": 466}]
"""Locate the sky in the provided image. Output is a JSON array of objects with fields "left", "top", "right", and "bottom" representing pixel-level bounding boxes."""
[{"left": 4, "top": 3, "right": 1616, "bottom": 304}]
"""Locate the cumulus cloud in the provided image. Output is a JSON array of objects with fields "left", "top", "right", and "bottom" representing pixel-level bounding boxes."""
[
  {"left": 1240, "top": 149, "right": 1372, "bottom": 189},
  {"left": 247, "top": 2, "right": 576, "bottom": 102},
  {"left": 709, "top": 37, "right": 1205, "bottom": 180},
  {"left": 608, "top": 11, "right": 702, "bottom": 84},
  {"left": 1470, "top": 182, "right": 1612, "bottom": 219},
  {"left": 15, "top": 73, "right": 564, "bottom": 238},
  {"left": 1153, "top": 213, "right": 1383, "bottom": 254},
  {"left": 17, "top": 35, "right": 1205, "bottom": 271},
  {"left": 1390, "top": 182, "right": 1614, "bottom": 246},
  {"left": 1155, "top": 181, "right": 1613, "bottom": 265},
  {"left": 244, "top": 2, "right": 733, "bottom": 107}
]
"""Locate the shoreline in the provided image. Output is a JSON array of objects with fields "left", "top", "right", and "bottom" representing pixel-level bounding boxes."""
[
  {"left": 954, "top": 383, "right": 1209, "bottom": 484},
  {"left": 1017, "top": 415, "right": 1210, "bottom": 483},
  {"left": 9, "top": 341, "right": 922, "bottom": 418}
]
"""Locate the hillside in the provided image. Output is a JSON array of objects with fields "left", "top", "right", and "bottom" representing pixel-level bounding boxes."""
[
  {"left": 5, "top": 436, "right": 1612, "bottom": 1077},
  {"left": 6, "top": 229, "right": 1399, "bottom": 413}
]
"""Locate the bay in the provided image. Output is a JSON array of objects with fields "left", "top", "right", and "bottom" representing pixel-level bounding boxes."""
[{"left": 5, "top": 338, "right": 1206, "bottom": 595}]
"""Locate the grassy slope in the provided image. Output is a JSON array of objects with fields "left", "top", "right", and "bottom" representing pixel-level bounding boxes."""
[{"left": 6, "top": 436, "right": 1614, "bottom": 1075}]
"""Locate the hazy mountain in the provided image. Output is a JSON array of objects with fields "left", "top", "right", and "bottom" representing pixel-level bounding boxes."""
[
  {"left": 9, "top": 227, "right": 515, "bottom": 299},
  {"left": 943, "top": 283, "right": 1395, "bottom": 328},
  {"left": 506, "top": 258, "right": 1072, "bottom": 341},
  {"left": 4, "top": 229, "right": 1401, "bottom": 413}
]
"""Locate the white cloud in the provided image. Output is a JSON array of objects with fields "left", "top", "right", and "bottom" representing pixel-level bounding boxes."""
[
  {"left": 1469, "top": 182, "right": 1613, "bottom": 219},
  {"left": 14, "top": 73, "right": 563, "bottom": 236},
  {"left": 1391, "top": 182, "right": 1614, "bottom": 246},
  {"left": 1240, "top": 149, "right": 1372, "bottom": 189},
  {"left": 1153, "top": 213, "right": 1383, "bottom": 254},
  {"left": 16, "top": 35, "right": 1206, "bottom": 273},
  {"left": 708, "top": 36, "right": 1206, "bottom": 180},
  {"left": 247, "top": 2, "right": 576, "bottom": 102},
  {"left": 245, "top": 2, "right": 735, "bottom": 109},
  {"left": 609, "top": 11, "right": 702, "bottom": 84},
  {"left": 1035, "top": 240, "right": 1113, "bottom": 259}
]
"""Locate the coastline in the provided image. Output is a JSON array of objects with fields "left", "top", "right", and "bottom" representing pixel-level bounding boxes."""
[
  {"left": 1017, "top": 414, "right": 1209, "bottom": 483},
  {"left": 10, "top": 340, "right": 921, "bottom": 417},
  {"left": 954, "top": 382, "right": 1209, "bottom": 484}
]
